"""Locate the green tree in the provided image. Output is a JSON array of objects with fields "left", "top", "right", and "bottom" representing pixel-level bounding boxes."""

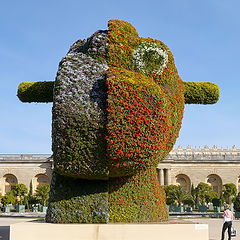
[
  {"left": 173, "top": 186, "right": 188, "bottom": 206},
  {"left": 29, "top": 181, "right": 33, "bottom": 196},
  {"left": 1, "top": 194, "right": 16, "bottom": 206},
  {"left": 212, "top": 198, "right": 221, "bottom": 207},
  {"left": 222, "top": 183, "right": 237, "bottom": 204},
  {"left": 164, "top": 185, "right": 177, "bottom": 205},
  {"left": 234, "top": 192, "right": 240, "bottom": 212},
  {"left": 164, "top": 185, "right": 188, "bottom": 206},
  {"left": 182, "top": 194, "right": 194, "bottom": 207},
  {"left": 195, "top": 182, "right": 217, "bottom": 205},
  {"left": 190, "top": 184, "right": 199, "bottom": 207},
  {"left": 35, "top": 184, "right": 50, "bottom": 206},
  {"left": 11, "top": 184, "right": 28, "bottom": 204},
  {"left": 25, "top": 181, "right": 39, "bottom": 210}
]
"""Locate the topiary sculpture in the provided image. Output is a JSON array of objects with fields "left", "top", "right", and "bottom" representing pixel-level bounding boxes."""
[{"left": 17, "top": 19, "right": 219, "bottom": 223}]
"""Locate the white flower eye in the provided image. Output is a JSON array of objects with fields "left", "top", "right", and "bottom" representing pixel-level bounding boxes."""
[{"left": 133, "top": 42, "right": 168, "bottom": 75}]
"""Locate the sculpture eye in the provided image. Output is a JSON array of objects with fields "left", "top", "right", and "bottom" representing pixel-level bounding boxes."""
[{"left": 133, "top": 42, "right": 168, "bottom": 75}]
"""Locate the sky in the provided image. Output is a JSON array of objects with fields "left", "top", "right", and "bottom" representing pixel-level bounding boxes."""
[{"left": 1, "top": 0, "right": 240, "bottom": 154}]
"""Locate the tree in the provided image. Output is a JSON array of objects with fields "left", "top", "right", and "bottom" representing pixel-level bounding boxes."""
[
  {"left": 222, "top": 183, "right": 237, "bottom": 204},
  {"left": 173, "top": 186, "right": 188, "bottom": 206},
  {"left": 195, "top": 182, "right": 217, "bottom": 205},
  {"left": 11, "top": 184, "right": 28, "bottom": 204},
  {"left": 35, "top": 184, "right": 50, "bottom": 206},
  {"left": 164, "top": 185, "right": 177, "bottom": 205},
  {"left": 25, "top": 181, "right": 36, "bottom": 210},
  {"left": 212, "top": 198, "right": 221, "bottom": 207},
  {"left": 164, "top": 185, "right": 188, "bottom": 206},
  {"left": 182, "top": 194, "right": 194, "bottom": 207},
  {"left": 233, "top": 192, "right": 240, "bottom": 212},
  {"left": 1, "top": 194, "right": 16, "bottom": 206}
]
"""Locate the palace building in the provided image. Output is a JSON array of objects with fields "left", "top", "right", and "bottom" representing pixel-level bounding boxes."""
[
  {"left": 157, "top": 145, "right": 240, "bottom": 194},
  {"left": 0, "top": 154, "right": 52, "bottom": 195},
  {"left": 1, "top": 146, "right": 240, "bottom": 195}
]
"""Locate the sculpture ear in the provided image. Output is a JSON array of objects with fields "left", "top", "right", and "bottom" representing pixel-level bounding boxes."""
[
  {"left": 183, "top": 82, "right": 219, "bottom": 104},
  {"left": 17, "top": 81, "right": 54, "bottom": 103},
  {"left": 108, "top": 19, "right": 138, "bottom": 38}
]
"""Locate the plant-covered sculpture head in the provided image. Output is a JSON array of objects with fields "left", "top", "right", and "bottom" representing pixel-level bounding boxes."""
[
  {"left": 17, "top": 19, "right": 219, "bottom": 223},
  {"left": 18, "top": 19, "right": 219, "bottom": 179}
]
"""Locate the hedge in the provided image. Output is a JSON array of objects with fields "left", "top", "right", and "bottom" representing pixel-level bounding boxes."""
[
  {"left": 184, "top": 82, "right": 219, "bottom": 104},
  {"left": 17, "top": 81, "right": 54, "bottom": 103}
]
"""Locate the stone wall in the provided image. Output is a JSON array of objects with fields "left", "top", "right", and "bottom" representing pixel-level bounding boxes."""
[
  {"left": 157, "top": 145, "right": 240, "bottom": 193},
  {"left": 1, "top": 146, "right": 240, "bottom": 195},
  {"left": 0, "top": 154, "right": 52, "bottom": 195}
]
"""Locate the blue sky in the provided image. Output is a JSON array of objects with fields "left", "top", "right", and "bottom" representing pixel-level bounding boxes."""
[{"left": 1, "top": 0, "right": 240, "bottom": 153}]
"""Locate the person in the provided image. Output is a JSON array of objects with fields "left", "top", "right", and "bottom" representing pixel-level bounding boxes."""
[{"left": 221, "top": 204, "right": 234, "bottom": 240}]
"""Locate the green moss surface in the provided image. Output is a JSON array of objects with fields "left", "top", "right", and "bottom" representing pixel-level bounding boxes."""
[
  {"left": 17, "top": 81, "right": 54, "bottom": 103},
  {"left": 184, "top": 82, "right": 219, "bottom": 104},
  {"left": 46, "top": 172, "right": 109, "bottom": 223},
  {"left": 46, "top": 169, "right": 167, "bottom": 223},
  {"left": 109, "top": 168, "right": 168, "bottom": 222}
]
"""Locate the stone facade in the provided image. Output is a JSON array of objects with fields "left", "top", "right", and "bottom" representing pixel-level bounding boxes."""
[
  {"left": 157, "top": 145, "right": 240, "bottom": 193},
  {"left": 1, "top": 146, "right": 240, "bottom": 195},
  {"left": 0, "top": 154, "right": 52, "bottom": 195}
]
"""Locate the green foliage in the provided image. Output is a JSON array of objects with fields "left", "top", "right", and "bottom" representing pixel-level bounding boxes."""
[
  {"left": 222, "top": 183, "right": 237, "bottom": 204},
  {"left": 29, "top": 181, "right": 33, "bottom": 196},
  {"left": 35, "top": 184, "right": 50, "bottom": 206},
  {"left": 53, "top": 111, "right": 108, "bottom": 179},
  {"left": 26, "top": 195, "right": 38, "bottom": 207},
  {"left": 164, "top": 185, "right": 177, "bottom": 205},
  {"left": 47, "top": 170, "right": 167, "bottom": 223},
  {"left": 234, "top": 192, "right": 240, "bottom": 212},
  {"left": 11, "top": 184, "right": 28, "bottom": 197},
  {"left": 195, "top": 182, "right": 218, "bottom": 205},
  {"left": 17, "top": 81, "right": 54, "bottom": 103},
  {"left": 109, "top": 168, "right": 167, "bottom": 222},
  {"left": 46, "top": 172, "right": 109, "bottom": 223},
  {"left": 212, "top": 198, "right": 221, "bottom": 207},
  {"left": 182, "top": 196, "right": 194, "bottom": 207},
  {"left": 1, "top": 194, "right": 16, "bottom": 206},
  {"left": 184, "top": 82, "right": 219, "bottom": 104},
  {"left": 11, "top": 184, "right": 28, "bottom": 204},
  {"left": 164, "top": 185, "right": 188, "bottom": 206}
]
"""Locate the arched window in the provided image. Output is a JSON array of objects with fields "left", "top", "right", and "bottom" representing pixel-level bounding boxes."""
[
  {"left": 175, "top": 174, "right": 191, "bottom": 192},
  {"left": 207, "top": 174, "right": 222, "bottom": 194},
  {"left": 35, "top": 174, "right": 50, "bottom": 187},
  {"left": 4, "top": 174, "right": 18, "bottom": 194}
]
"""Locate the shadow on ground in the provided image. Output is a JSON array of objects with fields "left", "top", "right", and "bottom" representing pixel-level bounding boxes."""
[{"left": 0, "top": 226, "right": 9, "bottom": 240}]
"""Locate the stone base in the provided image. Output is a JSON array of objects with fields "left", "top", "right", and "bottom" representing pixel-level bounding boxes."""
[{"left": 10, "top": 221, "right": 208, "bottom": 240}]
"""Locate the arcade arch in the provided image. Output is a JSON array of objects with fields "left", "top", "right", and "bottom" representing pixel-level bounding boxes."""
[
  {"left": 3, "top": 174, "right": 18, "bottom": 195},
  {"left": 207, "top": 174, "right": 222, "bottom": 194},
  {"left": 175, "top": 174, "right": 191, "bottom": 192},
  {"left": 32, "top": 174, "right": 50, "bottom": 194},
  {"left": 36, "top": 174, "right": 50, "bottom": 187}
]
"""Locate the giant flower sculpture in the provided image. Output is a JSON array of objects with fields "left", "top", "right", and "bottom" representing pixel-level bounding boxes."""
[{"left": 17, "top": 19, "right": 219, "bottom": 223}]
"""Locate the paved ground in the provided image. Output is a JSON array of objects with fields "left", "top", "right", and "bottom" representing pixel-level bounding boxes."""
[
  {"left": 0, "top": 217, "right": 239, "bottom": 240},
  {"left": 187, "top": 218, "right": 240, "bottom": 240}
]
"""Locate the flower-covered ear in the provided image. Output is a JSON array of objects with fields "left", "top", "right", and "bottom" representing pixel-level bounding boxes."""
[{"left": 108, "top": 19, "right": 139, "bottom": 70}]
